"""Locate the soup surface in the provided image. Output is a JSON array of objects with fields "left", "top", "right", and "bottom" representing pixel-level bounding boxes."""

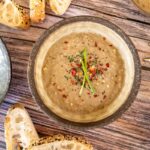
[
  {"left": 42, "top": 33, "right": 124, "bottom": 115},
  {"left": 133, "top": 0, "right": 150, "bottom": 14}
]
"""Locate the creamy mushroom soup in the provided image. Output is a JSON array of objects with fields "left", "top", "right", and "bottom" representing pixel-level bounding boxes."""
[{"left": 42, "top": 33, "right": 125, "bottom": 115}]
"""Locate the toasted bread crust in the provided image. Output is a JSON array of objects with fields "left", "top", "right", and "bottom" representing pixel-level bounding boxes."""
[
  {"left": 49, "top": 0, "right": 72, "bottom": 15},
  {"left": 30, "top": 0, "right": 45, "bottom": 23},
  {"left": 0, "top": 0, "right": 30, "bottom": 29},
  {"left": 28, "top": 134, "right": 93, "bottom": 149},
  {"left": 4, "top": 103, "right": 39, "bottom": 150}
]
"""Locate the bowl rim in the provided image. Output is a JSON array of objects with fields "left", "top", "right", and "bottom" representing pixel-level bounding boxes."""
[{"left": 28, "top": 16, "right": 141, "bottom": 128}]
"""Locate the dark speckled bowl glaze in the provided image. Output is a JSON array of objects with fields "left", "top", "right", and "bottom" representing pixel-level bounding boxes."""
[{"left": 28, "top": 16, "right": 141, "bottom": 128}]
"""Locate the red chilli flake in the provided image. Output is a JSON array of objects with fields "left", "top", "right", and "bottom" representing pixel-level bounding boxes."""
[
  {"left": 94, "top": 94, "right": 98, "bottom": 97},
  {"left": 64, "top": 41, "right": 68, "bottom": 44},
  {"left": 95, "top": 42, "right": 98, "bottom": 47},
  {"left": 89, "top": 56, "right": 92, "bottom": 59},
  {"left": 102, "top": 91, "right": 105, "bottom": 95},
  {"left": 71, "top": 68, "right": 76, "bottom": 76},
  {"left": 76, "top": 63, "right": 81, "bottom": 67},
  {"left": 89, "top": 67, "right": 96, "bottom": 73},
  {"left": 62, "top": 94, "right": 67, "bottom": 98},
  {"left": 71, "top": 80, "right": 77, "bottom": 85},
  {"left": 106, "top": 63, "right": 110, "bottom": 68},
  {"left": 65, "top": 69, "right": 69, "bottom": 73},
  {"left": 87, "top": 92, "right": 90, "bottom": 95},
  {"left": 98, "top": 67, "right": 104, "bottom": 74},
  {"left": 103, "top": 95, "right": 107, "bottom": 99},
  {"left": 99, "top": 47, "right": 101, "bottom": 50},
  {"left": 58, "top": 89, "right": 62, "bottom": 92},
  {"left": 70, "top": 63, "right": 75, "bottom": 68}
]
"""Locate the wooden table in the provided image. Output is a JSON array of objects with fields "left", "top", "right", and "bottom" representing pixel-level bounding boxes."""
[{"left": 0, "top": 0, "right": 150, "bottom": 149}]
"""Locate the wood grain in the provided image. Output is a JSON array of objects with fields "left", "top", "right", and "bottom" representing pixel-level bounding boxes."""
[{"left": 0, "top": 0, "right": 150, "bottom": 150}]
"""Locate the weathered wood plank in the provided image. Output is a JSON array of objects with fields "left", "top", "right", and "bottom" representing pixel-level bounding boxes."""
[
  {"left": 2, "top": 34, "right": 150, "bottom": 69},
  {"left": 72, "top": 0, "right": 150, "bottom": 24}
]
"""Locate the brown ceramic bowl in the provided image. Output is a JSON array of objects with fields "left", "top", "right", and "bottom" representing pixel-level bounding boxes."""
[{"left": 28, "top": 16, "right": 141, "bottom": 128}]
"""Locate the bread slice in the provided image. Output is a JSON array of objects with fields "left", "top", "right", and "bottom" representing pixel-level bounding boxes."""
[
  {"left": 0, "top": 0, "right": 30, "bottom": 29},
  {"left": 4, "top": 103, "right": 39, "bottom": 150},
  {"left": 30, "top": 0, "right": 45, "bottom": 23},
  {"left": 49, "top": 0, "right": 72, "bottom": 15},
  {"left": 28, "top": 134, "right": 93, "bottom": 150}
]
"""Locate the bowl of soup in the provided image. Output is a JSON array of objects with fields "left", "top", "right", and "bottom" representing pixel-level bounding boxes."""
[{"left": 28, "top": 16, "right": 141, "bottom": 127}]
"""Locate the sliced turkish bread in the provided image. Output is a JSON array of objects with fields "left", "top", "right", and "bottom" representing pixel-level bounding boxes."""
[
  {"left": 4, "top": 103, "right": 39, "bottom": 150},
  {"left": 28, "top": 134, "right": 93, "bottom": 150},
  {"left": 0, "top": 0, "right": 30, "bottom": 29},
  {"left": 30, "top": 0, "right": 45, "bottom": 23},
  {"left": 49, "top": 0, "right": 72, "bottom": 15}
]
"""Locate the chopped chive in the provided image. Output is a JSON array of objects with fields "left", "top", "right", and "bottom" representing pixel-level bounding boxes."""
[
  {"left": 67, "top": 55, "right": 74, "bottom": 62},
  {"left": 79, "top": 48, "right": 95, "bottom": 96},
  {"left": 81, "top": 59, "right": 95, "bottom": 94},
  {"left": 79, "top": 76, "right": 86, "bottom": 96},
  {"left": 64, "top": 75, "right": 69, "bottom": 80}
]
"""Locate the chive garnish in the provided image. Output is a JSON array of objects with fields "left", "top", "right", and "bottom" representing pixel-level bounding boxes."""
[
  {"left": 64, "top": 75, "right": 69, "bottom": 80},
  {"left": 79, "top": 48, "right": 95, "bottom": 95},
  {"left": 67, "top": 55, "right": 74, "bottom": 62},
  {"left": 81, "top": 59, "right": 95, "bottom": 94}
]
